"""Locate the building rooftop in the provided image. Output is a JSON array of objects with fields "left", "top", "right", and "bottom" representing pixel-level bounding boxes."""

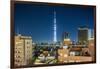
[{"left": 15, "top": 34, "right": 32, "bottom": 39}]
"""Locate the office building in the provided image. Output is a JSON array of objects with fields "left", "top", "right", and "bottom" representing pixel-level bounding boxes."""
[
  {"left": 88, "top": 29, "right": 94, "bottom": 40},
  {"left": 78, "top": 26, "right": 88, "bottom": 45},
  {"left": 62, "top": 32, "right": 72, "bottom": 46}
]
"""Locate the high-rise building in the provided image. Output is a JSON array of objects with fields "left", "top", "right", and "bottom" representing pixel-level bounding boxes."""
[
  {"left": 62, "top": 32, "right": 72, "bottom": 46},
  {"left": 14, "top": 34, "right": 32, "bottom": 66},
  {"left": 88, "top": 29, "right": 94, "bottom": 40},
  {"left": 88, "top": 28, "right": 95, "bottom": 61},
  {"left": 78, "top": 26, "right": 88, "bottom": 44}
]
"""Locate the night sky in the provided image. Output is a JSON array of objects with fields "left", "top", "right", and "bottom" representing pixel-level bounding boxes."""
[{"left": 14, "top": 3, "right": 94, "bottom": 43}]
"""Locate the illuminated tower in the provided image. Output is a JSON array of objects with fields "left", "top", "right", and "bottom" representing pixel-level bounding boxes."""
[{"left": 53, "top": 10, "right": 57, "bottom": 43}]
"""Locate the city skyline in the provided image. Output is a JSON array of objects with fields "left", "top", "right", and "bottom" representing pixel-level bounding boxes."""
[
  {"left": 13, "top": 2, "right": 96, "bottom": 67},
  {"left": 14, "top": 3, "right": 94, "bottom": 43}
]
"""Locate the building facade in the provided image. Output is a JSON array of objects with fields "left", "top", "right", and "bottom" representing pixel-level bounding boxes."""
[
  {"left": 88, "top": 29, "right": 94, "bottom": 40},
  {"left": 78, "top": 26, "right": 88, "bottom": 45},
  {"left": 62, "top": 32, "right": 72, "bottom": 46},
  {"left": 58, "top": 47, "right": 92, "bottom": 63},
  {"left": 14, "top": 34, "right": 32, "bottom": 66},
  {"left": 58, "top": 48, "right": 69, "bottom": 63},
  {"left": 88, "top": 38, "right": 95, "bottom": 61}
]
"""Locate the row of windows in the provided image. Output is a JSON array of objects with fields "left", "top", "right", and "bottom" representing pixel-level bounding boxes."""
[
  {"left": 15, "top": 51, "right": 22, "bottom": 53},
  {"left": 15, "top": 54, "right": 31, "bottom": 58},
  {"left": 15, "top": 55, "right": 22, "bottom": 58},
  {"left": 15, "top": 50, "right": 32, "bottom": 55},
  {"left": 15, "top": 59, "right": 23, "bottom": 63}
]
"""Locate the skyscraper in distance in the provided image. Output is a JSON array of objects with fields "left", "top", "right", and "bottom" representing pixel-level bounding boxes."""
[
  {"left": 88, "top": 29, "right": 94, "bottom": 39},
  {"left": 53, "top": 9, "right": 57, "bottom": 43},
  {"left": 78, "top": 26, "right": 88, "bottom": 45},
  {"left": 62, "top": 32, "right": 72, "bottom": 46}
]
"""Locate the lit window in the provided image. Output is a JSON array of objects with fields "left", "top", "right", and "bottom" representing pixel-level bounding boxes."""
[
  {"left": 90, "top": 43, "right": 94, "bottom": 46},
  {"left": 60, "top": 53, "right": 62, "bottom": 56},
  {"left": 64, "top": 54, "right": 68, "bottom": 57}
]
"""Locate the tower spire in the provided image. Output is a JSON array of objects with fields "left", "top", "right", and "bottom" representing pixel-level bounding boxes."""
[{"left": 53, "top": 9, "right": 57, "bottom": 43}]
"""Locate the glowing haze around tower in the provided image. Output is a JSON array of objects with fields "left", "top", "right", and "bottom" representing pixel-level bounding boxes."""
[{"left": 53, "top": 10, "right": 57, "bottom": 43}]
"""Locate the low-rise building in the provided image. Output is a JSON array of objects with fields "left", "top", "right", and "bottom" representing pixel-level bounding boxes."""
[{"left": 58, "top": 45, "right": 93, "bottom": 63}]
